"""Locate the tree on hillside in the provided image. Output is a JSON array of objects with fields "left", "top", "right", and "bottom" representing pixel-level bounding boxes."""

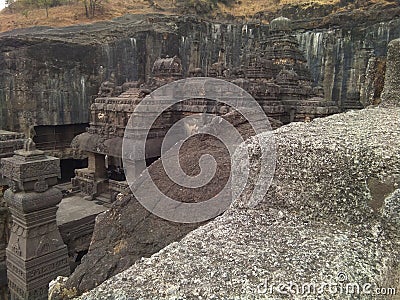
[
  {"left": 11, "top": 0, "right": 70, "bottom": 17},
  {"left": 83, "top": 0, "right": 104, "bottom": 18},
  {"left": 17, "top": 0, "right": 53, "bottom": 17},
  {"left": 5, "top": 0, "right": 16, "bottom": 12},
  {"left": 38, "top": 0, "right": 51, "bottom": 17}
]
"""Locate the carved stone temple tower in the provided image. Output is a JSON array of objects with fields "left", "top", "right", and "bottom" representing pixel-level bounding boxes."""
[{"left": 1, "top": 140, "right": 69, "bottom": 299}]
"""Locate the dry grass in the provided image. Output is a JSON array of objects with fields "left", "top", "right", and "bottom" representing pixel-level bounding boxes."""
[
  {"left": 218, "top": 0, "right": 339, "bottom": 18},
  {"left": 0, "top": 0, "right": 172, "bottom": 32}
]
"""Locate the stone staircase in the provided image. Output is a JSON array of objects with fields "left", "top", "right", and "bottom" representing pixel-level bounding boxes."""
[{"left": 95, "top": 193, "right": 113, "bottom": 207}]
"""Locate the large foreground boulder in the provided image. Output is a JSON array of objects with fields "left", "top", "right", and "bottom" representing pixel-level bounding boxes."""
[{"left": 79, "top": 107, "right": 400, "bottom": 299}]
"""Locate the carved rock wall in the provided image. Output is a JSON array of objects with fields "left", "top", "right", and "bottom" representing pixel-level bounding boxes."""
[
  {"left": 0, "top": 38, "right": 98, "bottom": 132},
  {"left": 1, "top": 15, "right": 400, "bottom": 132},
  {"left": 295, "top": 19, "right": 400, "bottom": 109},
  {"left": 381, "top": 38, "right": 400, "bottom": 107}
]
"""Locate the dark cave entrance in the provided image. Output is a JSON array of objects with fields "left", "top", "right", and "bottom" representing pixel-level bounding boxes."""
[
  {"left": 70, "top": 250, "right": 89, "bottom": 273},
  {"left": 60, "top": 158, "right": 88, "bottom": 183},
  {"left": 33, "top": 124, "right": 88, "bottom": 151},
  {"left": 32, "top": 124, "right": 90, "bottom": 184}
]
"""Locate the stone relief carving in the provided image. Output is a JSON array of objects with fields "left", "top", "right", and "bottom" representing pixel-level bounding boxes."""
[
  {"left": 20, "top": 161, "right": 60, "bottom": 180},
  {"left": 11, "top": 223, "right": 26, "bottom": 238},
  {"left": 36, "top": 235, "right": 52, "bottom": 256},
  {"left": 12, "top": 238, "right": 21, "bottom": 256},
  {"left": 34, "top": 179, "right": 49, "bottom": 193}
]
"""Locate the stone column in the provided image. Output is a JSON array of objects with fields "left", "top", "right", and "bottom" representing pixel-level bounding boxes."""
[
  {"left": 1, "top": 140, "right": 70, "bottom": 300},
  {"left": 88, "top": 152, "right": 106, "bottom": 179},
  {"left": 0, "top": 187, "right": 9, "bottom": 300},
  {"left": 0, "top": 130, "right": 26, "bottom": 298}
]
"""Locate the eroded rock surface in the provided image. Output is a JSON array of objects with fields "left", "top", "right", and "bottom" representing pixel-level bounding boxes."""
[
  {"left": 78, "top": 107, "right": 400, "bottom": 299},
  {"left": 381, "top": 38, "right": 400, "bottom": 107},
  {"left": 63, "top": 112, "right": 259, "bottom": 296}
]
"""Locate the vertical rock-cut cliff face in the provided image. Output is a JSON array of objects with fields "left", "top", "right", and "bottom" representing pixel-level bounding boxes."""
[
  {"left": 0, "top": 15, "right": 400, "bottom": 132},
  {"left": 0, "top": 38, "right": 97, "bottom": 131},
  {"left": 296, "top": 19, "right": 400, "bottom": 109},
  {"left": 0, "top": 17, "right": 257, "bottom": 132},
  {"left": 381, "top": 38, "right": 400, "bottom": 106}
]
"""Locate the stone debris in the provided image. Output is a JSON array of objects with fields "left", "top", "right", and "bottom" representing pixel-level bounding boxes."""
[{"left": 78, "top": 107, "right": 400, "bottom": 299}]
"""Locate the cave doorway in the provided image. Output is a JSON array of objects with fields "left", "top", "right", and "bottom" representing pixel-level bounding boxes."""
[
  {"left": 33, "top": 124, "right": 88, "bottom": 151},
  {"left": 60, "top": 158, "right": 88, "bottom": 184}
]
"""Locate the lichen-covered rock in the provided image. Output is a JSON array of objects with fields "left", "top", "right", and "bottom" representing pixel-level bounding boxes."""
[
  {"left": 381, "top": 38, "right": 400, "bottom": 107},
  {"left": 48, "top": 276, "right": 77, "bottom": 300},
  {"left": 79, "top": 107, "right": 400, "bottom": 299}
]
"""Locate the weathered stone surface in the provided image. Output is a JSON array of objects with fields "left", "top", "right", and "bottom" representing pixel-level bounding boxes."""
[
  {"left": 49, "top": 276, "right": 76, "bottom": 300},
  {"left": 360, "top": 56, "right": 386, "bottom": 107},
  {"left": 0, "top": 130, "right": 25, "bottom": 159},
  {"left": 381, "top": 38, "right": 400, "bottom": 107},
  {"left": 78, "top": 107, "right": 399, "bottom": 299},
  {"left": 63, "top": 112, "right": 257, "bottom": 296}
]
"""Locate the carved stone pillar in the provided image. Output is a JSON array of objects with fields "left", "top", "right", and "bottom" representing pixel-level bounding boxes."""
[
  {"left": 88, "top": 152, "right": 106, "bottom": 179},
  {"left": 0, "top": 187, "right": 10, "bottom": 299},
  {"left": 1, "top": 140, "right": 70, "bottom": 300}
]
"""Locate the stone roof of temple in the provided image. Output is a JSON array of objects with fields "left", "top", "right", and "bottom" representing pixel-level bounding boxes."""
[
  {"left": 269, "top": 16, "right": 292, "bottom": 33},
  {"left": 71, "top": 87, "right": 146, "bottom": 157},
  {"left": 152, "top": 55, "right": 183, "bottom": 77}
]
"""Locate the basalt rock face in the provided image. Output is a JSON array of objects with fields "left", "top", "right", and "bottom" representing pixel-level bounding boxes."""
[
  {"left": 381, "top": 38, "right": 400, "bottom": 107},
  {"left": 0, "top": 36, "right": 96, "bottom": 132},
  {"left": 295, "top": 19, "right": 400, "bottom": 109},
  {"left": 79, "top": 107, "right": 400, "bottom": 299},
  {"left": 1, "top": 14, "right": 400, "bottom": 131}
]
